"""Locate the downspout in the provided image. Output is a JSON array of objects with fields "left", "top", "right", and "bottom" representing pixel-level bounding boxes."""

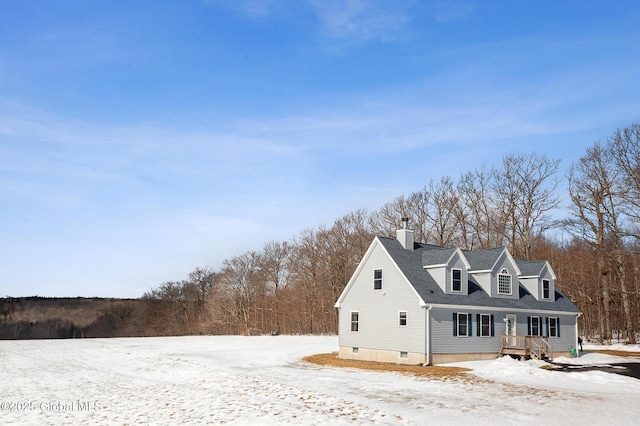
[
  {"left": 336, "top": 307, "right": 341, "bottom": 348},
  {"left": 424, "top": 305, "right": 433, "bottom": 365},
  {"left": 576, "top": 312, "right": 583, "bottom": 355}
]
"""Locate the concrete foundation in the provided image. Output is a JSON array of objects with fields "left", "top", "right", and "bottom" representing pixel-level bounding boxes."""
[
  {"left": 338, "top": 347, "right": 572, "bottom": 365},
  {"left": 338, "top": 346, "right": 426, "bottom": 365}
]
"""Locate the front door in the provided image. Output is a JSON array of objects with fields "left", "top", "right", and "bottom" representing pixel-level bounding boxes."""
[{"left": 505, "top": 315, "right": 517, "bottom": 346}]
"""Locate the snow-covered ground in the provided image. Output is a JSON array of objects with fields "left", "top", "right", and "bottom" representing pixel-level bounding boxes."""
[{"left": 1, "top": 336, "right": 639, "bottom": 425}]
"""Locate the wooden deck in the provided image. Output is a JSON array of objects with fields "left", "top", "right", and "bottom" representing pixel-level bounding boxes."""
[{"left": 499, "top": 335, "right": 553, "bottom": 360}]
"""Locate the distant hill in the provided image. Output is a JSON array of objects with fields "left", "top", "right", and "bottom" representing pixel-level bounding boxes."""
[{"left": 0, "top": 297, "right": 168, "bottom": 339}]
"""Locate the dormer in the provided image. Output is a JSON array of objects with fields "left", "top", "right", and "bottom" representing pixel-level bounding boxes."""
[
  {"left": 423, "top": 247, "right": 470, "bottom": 295},
  {"left": 516, "top": 259, "right": 556, "bottom": 301},
  {"left": 465, "top": 247, "right": 521, "bottom": 299}
]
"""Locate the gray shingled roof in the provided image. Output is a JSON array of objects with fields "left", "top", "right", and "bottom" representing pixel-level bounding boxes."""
[
  {"left": 461, "top": 247, "right": 504, "bottom": 271},
  {"left": 378, "top": 237, "right": 580, "bottom": 313},
  {"left": 515, "top": 258, "right": 546, "bottom": 276},
  {"left": 421, "top": 247, "right": 457, "bottom": 267}
]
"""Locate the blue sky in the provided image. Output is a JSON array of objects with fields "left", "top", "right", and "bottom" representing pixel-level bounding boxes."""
[{"left": 1, "top": 1, "right": 639, "bottom": 298}]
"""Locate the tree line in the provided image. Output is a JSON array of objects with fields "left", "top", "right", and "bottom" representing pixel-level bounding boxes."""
[{"left": 144, "top": 123, "right": 640, "bottom": 344}]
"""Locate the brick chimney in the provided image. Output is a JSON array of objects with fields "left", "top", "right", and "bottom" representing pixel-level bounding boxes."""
[{"left": 396, "top": 217, "right": 414, "bottom": 250}]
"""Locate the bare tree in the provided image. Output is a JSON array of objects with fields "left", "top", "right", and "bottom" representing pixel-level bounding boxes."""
[
  {"left": 497, "top": 153, "right": 561, "bottom": 258},
  {"left": 259, "top": 240, "right": 292, "bottom": 333},
  {"left": 291, "top": 227, "right": 324, "bottom": 333},
  {"left": 610, "top": 123, "right": 640, "bottom": 237},
  {"left": 368, "top": 195, "right": 413, "bottom": 239},
  {"left": 566, "top": 143, "right": 616, "bottom": 342},
  {"left": 188, "top": 266, "right": 216, "bottom": 313},
  {"left": 457, "top": 166, "right": 499, "bottom": 249},
  {"left": 424, "top": 176, "right": 463, "bottom": 246},
  {"left": 217, "top": 252, "right": 262, "bottom": 334},
  {"left": 607, "top": 124, "right": 640, "bottom": 343}
]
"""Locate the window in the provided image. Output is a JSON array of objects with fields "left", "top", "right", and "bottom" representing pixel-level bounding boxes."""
[
  {"left": 374, "top": 269, "right": 383, "bottom": 290},
  {"left": 453, "top": 312, "right": 470, "bottom": 337},
  {"left": 528, "top": 316, "right": 541, "bottom": 336},
  {"left": 548, "top": 317, "right": 559, "bottom": 337},
  {"left": 452, "top": 268, "right": 462, "bottom": 292},
  {"left": 498, "top": 268, "right": 512, "bottom": 295},
  {"left": 478, "top": 313, "right": 493, "bottom": 337},
  {"left": 399, "top": 311, "right": 407, "bottom": 326},
  {"left": 350, "top": 312, "right": 359, "bottom": 332},
  {"left": 352, "top": 347, "right": 359, "bottom": 354},
  {"left": 400, "top": 351, "right": 408, "bottom": 359},
  {"left": 542, "top": 279, "right": 551, "bottom": 299}
]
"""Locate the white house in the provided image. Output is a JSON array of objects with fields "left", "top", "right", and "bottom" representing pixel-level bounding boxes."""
[{"left": 335, "top": 220, "right": 581, "bottom": 365}]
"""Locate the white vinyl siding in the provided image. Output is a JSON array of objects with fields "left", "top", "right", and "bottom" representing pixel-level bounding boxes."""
[
  {"left": 429, "top": 309, "right": 577, "bottom": 356},
  {"left": 338, "top": 239, "right": 425, "bottom": 354},
  {"left": 432, "top": 308, "right": 499, "bottom": 354}
]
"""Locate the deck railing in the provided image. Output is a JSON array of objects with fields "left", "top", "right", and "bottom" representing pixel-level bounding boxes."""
[
  {"left": 501, "top": 335, "right": 526, "bottom": 350},
  {"left": 499, "top": 335, "right": 553, "bottom": 360}
]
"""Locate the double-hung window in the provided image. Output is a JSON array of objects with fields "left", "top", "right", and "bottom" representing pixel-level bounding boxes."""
[
  {"left": 478, "top": 313, "right": 493, "bottom": 337},
  {"left": 399, "top": 311, "right": 407, "bottom": 327},
  {"left": 374, "top": 269, "right": 383, "bottom": 290},
  {"left": 498, "top": 269, "right": 512, "bottom": 295},
  {"left": 528, "top": 316, "right": 541, "bottom": 336},
  {"left": 548, "top": 317, "right": 559, "bottom": 337},
  {"left": 452, "top": 268, "right": 462, "bottom": 292},
  {"left": 351, "top": 312, "right": 359, "bottom": 332},
  {"left": 453, "top": 312, "right": 470, "bottom": 337},
  {"left": 542, "top": 279, "right": 551, "bottom": 299}
]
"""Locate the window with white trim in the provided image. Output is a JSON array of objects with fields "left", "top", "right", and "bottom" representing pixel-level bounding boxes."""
[
  {"left": 454, "top": 312, "right": 470, "bottom": 337},
  {"left": 479, "top": 313, "right": 492, "bottom": 337},
  {"left": 529, "top": 316, "right": 541, "bottom": 336},
  {"left": 350, "top": 312, "right": 359, "bottom": 332},
  {"left": 374, "top": 269, "right": 383, "bottom": 290},
  {"left": 400, "top": 351, "right": 408, "bottom": 359},
  {"left": 399, "top": 311, "right": 407, "bottom": 326},
  {"left": 542, "top": 279, "right": 551, "bottom": 299},
  {"left": 498, "top": 268, "right": 512, "bottom": 295},
  {"left": 548, "top": 317, "right": 559, "bottom": 337},
  {"left": 352, "top": 347, "right": 359, "bottom": 354},
  {"left": 452, "top": 268, "right": 462, "bottom": 292}
]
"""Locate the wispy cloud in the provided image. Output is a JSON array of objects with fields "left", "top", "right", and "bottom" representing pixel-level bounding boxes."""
[
  {"left": 0, "top": 99, "right": 308, "bottom": 214},
  {"left": 204, "top": 0, "right": 278, "bottom": 19},
  {"left": 433, "top": 1, "right": 474, "bottom": 23},
  {"left": 309, "top": 0, "right": 412, "bottom": 42},
  {"left": 207, "top": 0, "right": 415, "bottom": 43}
]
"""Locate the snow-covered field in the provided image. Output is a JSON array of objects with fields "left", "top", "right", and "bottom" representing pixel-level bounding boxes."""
[{"left": 1, "top": 336, "right": 639, "bottom": 425}]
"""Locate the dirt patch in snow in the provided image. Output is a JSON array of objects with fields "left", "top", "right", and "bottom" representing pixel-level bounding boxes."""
[{"left": 303, "top": 352, "right": 478, "bottom": 382}]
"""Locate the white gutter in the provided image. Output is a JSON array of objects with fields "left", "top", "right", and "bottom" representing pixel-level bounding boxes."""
[{"left": 424, "top": 305, "right": 433, "bottom": 366}]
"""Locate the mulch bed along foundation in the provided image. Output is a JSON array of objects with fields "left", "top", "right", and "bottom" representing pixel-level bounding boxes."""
[
  {"left": 587, "top": 349, "right": 640, "bottom": 358},
  {"left": 303, "top": 352, "right": 473, "bottom": 381}
]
